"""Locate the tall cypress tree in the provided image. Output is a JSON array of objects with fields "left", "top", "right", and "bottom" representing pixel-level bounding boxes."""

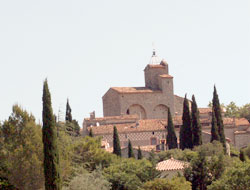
[
  {"left": 212, "top": 86, "right": 226, "bottom": 147},
  {"left": 65, "top": 99, "right": 72, "bottom": 122},
  {"left": 180, "top": 94, "right": 193, "bottom": 150},
  {"left": 166, "top": 107, "right": 178, "bottom": 149},
  {"left": 42, "top": 79, "right": 61, "bottom": 190},
  {"left": 137, "top": 146, "right": 143, "bottom": 160},
  {"left": 128, "top": 139, "right": 135, "bottom": 158},
  {"left": 211, "top": 108, "right": 220, "bottom": 142},
  {"left": 191, "top": 95, "right": 202, "bottom": 147},
  {"left": 113, "top": 126, "right": 121, "bottom": 156}
]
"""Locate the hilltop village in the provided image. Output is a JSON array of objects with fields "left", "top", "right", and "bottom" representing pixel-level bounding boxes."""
[{"left": 83, "top": 51, "right": 250, "bottom": 152}]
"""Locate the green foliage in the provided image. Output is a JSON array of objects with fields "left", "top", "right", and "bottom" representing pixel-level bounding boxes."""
[
  {"left": 42, "top": 79, "right": 61, "bottom": 190},
  {"left": 73, "top": 136, "right": 118, "bottom": 171},
  {"left": 180, "top": 95, "right": 193, "bottom": 150},
  {"left": 212, "top": 86, "right": 226, "bottom": 148},
  {"left": 185, "top": 142, "right": 226, "bottom": 190},
  {"left": 141, "top": 177, "right": 191, "bottom": 190},
  {"left": 224, "top": 101, "right": 241, "bottom": 118},
  {"left": 184, "top": 149, "right": 211, "bottom": 190},
  {"left": 63, "top": 169, "right": 111, "bottom": 190},
  {"left": 210, "top": 109, "right": 220, "bottom": 142},
  {"left": 166, "top": 107, "right": 178, "bottom": 149},
  {"left": 65, "top": 120, "right": 80, "bottom": 137},
  {"left": 113, "top": 126, "right": 121, "bottom": 156},
  {"left": 208, "top": 162, "right": 250, "bottom": 190},
  {"left": 157, "top": 148, "right": 197, "bottom": 162},
  {"left": 0, "top": 105, "right": 44, "bottom": 190},
  {"left": 191, "top": 95, "right": 202, "bottom": 147},
  {"left": 128, "top": 140, "right": 135, "bottom": 158},
  {"left": 104, "top": 158, "right": 157, "bottom": 190},
  {"left": 138, "top": 147, "right": 143, "bottom": 160}
]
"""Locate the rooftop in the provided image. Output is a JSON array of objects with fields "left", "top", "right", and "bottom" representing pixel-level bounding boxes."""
[
  {"left": 111, "top": 87, "right": 161, "bottom": 94},
  {"left": 156, "top": 157, "right": 188, "bottom": 171}
]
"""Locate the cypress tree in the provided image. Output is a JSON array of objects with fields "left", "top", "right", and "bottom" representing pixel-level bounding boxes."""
[
  {"left": 113, "top": 126, "right": 121, "bottom": 156},
  {"left": 212, "top": 86, "right": 226, "bottom": 147},
  {"left": 137, "top": 146, "right": 142, "bottom": 160},
  {"left": 42, "top": 79, "right": 61, "bottom": 190},
  {"left": 191, "top": 95, "right": 202, "bottom": 147},
  {"left": 180, "top": 94, "right": 193, "bottom": 150},
  {"left": 166, "top": 107, "right": 178, "bottom": 149},
  {"left": 89, "top": 128, "right": 93, "bottom": 137},
  {"left": 65, "top": 99, "right": 72, "bottom": 122},
  {"left": 128, "top": 139, "right": 135, "bottom": 158},
  {"left": 211, "top": 108, "right": 220, "bottom": 142}
]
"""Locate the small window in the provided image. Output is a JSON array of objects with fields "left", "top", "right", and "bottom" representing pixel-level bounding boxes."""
[
  {"left": 152, "top": 131, "right": 155, "bottom": 135},
  {"left": 151, "top": 137, "right": 157, "bottom": 145},
  {"left": 125, "top": 134, "right": 127, "bottom": 139}
]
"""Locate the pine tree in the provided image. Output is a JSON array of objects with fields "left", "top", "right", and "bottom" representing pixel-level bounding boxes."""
[
  {"left": 191, "top": 95, "right": 202, "bottom": 147},
  {"left": 211, "top": 108, "right": 220, "bottom": 142},
  {"left": 65, "top": 99, "right": 72, "bottom": 122},
  {"left": 113, "top": 126, "right": 121, "bottom": 156},
  {"left": 137, "top": 146, "right": 142, "bottom": 160},
  {"left": 89, "top": 128, "right": 93, "bottom": 137},
  {"left": 128, "top": 139, "right": 135, "bottom": 158},
  {"left": 212, "top": 86, "right": 226, "bottom": 147},
  {"left": 166, "top": 107, "right": 178, "bottom": 149},
  {"left": 180, "top": 94, "right": 193, "bottom": 150},
  {"left": 42, "top": 79, "right": 61, "bottom": 190}
]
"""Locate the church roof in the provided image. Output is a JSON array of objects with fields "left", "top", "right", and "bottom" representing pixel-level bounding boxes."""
[
  {"left": 111, "top": 87, "right": 161, "bottom": 94},
  {"left": 156, "top": 157, "right": 188, "bottom": 171}
]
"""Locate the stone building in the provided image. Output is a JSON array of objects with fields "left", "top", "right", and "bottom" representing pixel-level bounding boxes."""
[
  {"left": 83, "top": 51, "right": 250, "bottom": 150},
  {"left": 102, "top": 50, "right": 185, "bottom": 119}
]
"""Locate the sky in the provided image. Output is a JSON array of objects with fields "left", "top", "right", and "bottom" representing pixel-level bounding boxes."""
[{"left": 0, "top": 0, "right": 249, "bottom": 124}]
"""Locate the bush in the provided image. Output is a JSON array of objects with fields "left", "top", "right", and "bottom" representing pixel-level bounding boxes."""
[
  {"left": 63, "top": 169, "right": 111, "bottom": 190},
  {"left": 141, "top": 177, "right": 191, "bottom": 190}
]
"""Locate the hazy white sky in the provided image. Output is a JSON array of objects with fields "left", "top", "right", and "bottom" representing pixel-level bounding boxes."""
[{"left": 0, "top": 0, "right": 249, "bottom": 124}]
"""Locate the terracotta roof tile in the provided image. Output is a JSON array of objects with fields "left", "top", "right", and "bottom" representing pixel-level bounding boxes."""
[
  {"left": 91, "top": 119, "right": 167, "bottom": 135},
  {"left": 111, "top": 87, "right": 161, "bottom": 94},
  {"left": 156, "top": 158, "right": 188, "bottom": 171},
  {"left": 159, "top": 74, "right": 173, "bottom": 78}
]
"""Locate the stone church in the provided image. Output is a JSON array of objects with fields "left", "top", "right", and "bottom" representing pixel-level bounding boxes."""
[
  {"left": 102, "top": 50, "right": 184, "bottom": 119},
  {"left": 83, "top": 51, "right": 250, "bottom": 150}
]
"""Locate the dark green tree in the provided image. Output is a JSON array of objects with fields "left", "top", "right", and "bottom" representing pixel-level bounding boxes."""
[
  {"left": 42, "top": 79, "right": 61, "bottom": 190},
  {"left": 89, "top": 128, "right": 93, "bottom": 137},
  {"left": 65, "top": 99, "right": 72, "bottom": 122},
  {"left": 137, "top": 146, "right": 143, "bottom": 160},
  {"left": 184, "top": 149, "right": 210, "bottom": 190},
  {"left": 166, "top": 107, "right": 178, "bottom": 149},
  {"left": 128, "top": 139, "right": 135, "bottom": 158},
  {"left": 212, "top": 86, "right": 226, "bottom": 147},
  {"left": 210, "top": 109, "right": 220, "bottom": 142},
  {"left": 113, "top": 126, "right": 121, "bottom": 156},
  {"left": 180, "top": 95, "right": 193, "bottom": 150},
  {"left": 239, "top": 149, "right": 246, "bottom": 162},
  {"left": 191, "top": 95, "right": 202, "bottom": 147}
]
